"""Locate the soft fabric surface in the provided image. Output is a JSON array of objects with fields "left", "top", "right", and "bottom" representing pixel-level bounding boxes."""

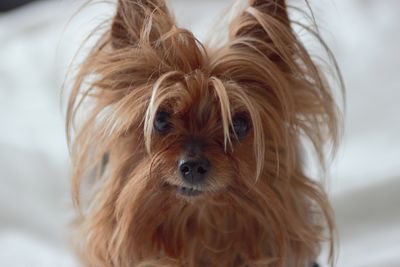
[{"left": 0, "top": 1, "right": 399, "bottom": 266}]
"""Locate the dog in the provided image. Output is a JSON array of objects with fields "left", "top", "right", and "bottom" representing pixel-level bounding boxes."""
[{"left": 67, "top": 0, "right": 342, "bottom": 266}]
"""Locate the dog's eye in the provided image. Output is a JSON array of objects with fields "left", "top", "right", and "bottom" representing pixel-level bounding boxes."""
[
  {"left": 232, "top": 115, "right": 250, "bottom": 139},
  {"left": 154, "top": 111, "right": 171, "bottom": 134}
]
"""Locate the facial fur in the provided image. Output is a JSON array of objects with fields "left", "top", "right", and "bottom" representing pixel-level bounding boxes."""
[{"left": 67, "top": 1, "right": 342, "bottom": 267}]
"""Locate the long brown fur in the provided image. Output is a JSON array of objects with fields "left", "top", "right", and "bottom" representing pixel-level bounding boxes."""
[{"left": 67, "top": 0, "right": 342, "bottom": 266}]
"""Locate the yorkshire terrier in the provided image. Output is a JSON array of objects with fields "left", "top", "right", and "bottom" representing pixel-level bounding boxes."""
[{"left": 67, "top": 0, "right": 342, "bottom": 266}]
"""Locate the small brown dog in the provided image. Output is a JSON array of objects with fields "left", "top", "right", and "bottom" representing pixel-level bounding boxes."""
[{"left": 67, "top": 0, "right": 342, "bottom": 266}]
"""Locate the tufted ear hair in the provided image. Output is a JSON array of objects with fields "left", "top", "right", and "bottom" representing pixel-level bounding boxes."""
[
  {"left": 249, "top": 0, "right": 288, "bottom": 22},
  {"left": 228, "top": 0, "right": 292, "bottom": 63},
  {"left": 111, "top": 0, "right": 176, "bottom": 49}
]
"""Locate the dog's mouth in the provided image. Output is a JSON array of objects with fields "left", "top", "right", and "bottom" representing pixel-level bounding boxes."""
[
  {"left": 176, "top": 186, "right": 203, "bottom": 197},
  {"left": 164, "top": 183, "right": 204, "bottom": 197}
]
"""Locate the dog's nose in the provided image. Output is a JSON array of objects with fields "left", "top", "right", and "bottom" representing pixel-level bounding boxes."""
[{"left": 178, "top": 158, "right": 210, "bottom": 184}]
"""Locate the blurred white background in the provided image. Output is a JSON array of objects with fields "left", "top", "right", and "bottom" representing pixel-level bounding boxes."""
[{"left": 0, "top": 0, "right": 399, "bottom": 266}]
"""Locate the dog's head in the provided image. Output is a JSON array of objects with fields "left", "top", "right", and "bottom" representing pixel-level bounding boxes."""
[{"left": 68, "top": 1, "right": 341, "bottom": 266}]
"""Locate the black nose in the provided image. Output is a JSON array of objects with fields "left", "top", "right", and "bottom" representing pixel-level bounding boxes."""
[{"left": 178, "top": 158, "right": 210, "bottom": 184}]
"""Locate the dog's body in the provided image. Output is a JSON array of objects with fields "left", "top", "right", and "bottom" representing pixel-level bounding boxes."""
[{"left": 67, "top": 1, "right": 341, "bottom": 266}]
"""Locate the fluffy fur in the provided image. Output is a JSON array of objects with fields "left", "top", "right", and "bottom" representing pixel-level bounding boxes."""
[{"left": 67, "top": 0, "right": 342, "bottom": 266}]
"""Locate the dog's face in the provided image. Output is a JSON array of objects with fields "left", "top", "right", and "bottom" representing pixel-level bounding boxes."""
[
  {"left": 68, "top": 1, "right": 340, "bottom": 266},
  {"left": 149, "top": 90, "right": 249, "bottom": 198},
  {"left": 147, "top": 74, "right": 262, "bottom": 199}
]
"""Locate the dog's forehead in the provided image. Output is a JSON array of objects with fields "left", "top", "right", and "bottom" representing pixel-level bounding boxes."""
[
  {"left": 164, "top": 77, "right": 249, "bottom": 117},
  {"left": 170, "top": 84, "right": 219, "bottom": 119}
]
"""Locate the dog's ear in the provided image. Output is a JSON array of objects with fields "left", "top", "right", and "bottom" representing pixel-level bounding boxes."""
[
  {"left": 111, "top": 0, "right": 175, "bottom": 49},
  {"left": 229, "top": 0, "right": 291, "bottom": 62},
  {"left": 250, "top": 0, "right": 288, "bottom": 22}
]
